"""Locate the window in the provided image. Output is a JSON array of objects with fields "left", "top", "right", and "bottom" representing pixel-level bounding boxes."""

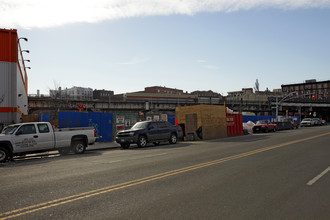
[
  {"left": 157, "top": 122, "right": 166, "bottom": 128},
  {"left": 38, "top": 124, "right": 50, "bottom": 133},
  {"left": 17, "top": 124, "right": 36, "bottom": 135}
]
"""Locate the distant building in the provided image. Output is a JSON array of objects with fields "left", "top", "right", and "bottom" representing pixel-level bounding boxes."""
[
  {"left": 227, "top": 88, "right": 253, "bottom": 98},
  {"left": 144, "top": 86, "right": 184, "bottom": 95},
  {"left": 226, "top": 88, "right": 280, "bottom": 102},
  {"left": 50, "top": 86, "right": 93, "bottom": 100},
  {"left": 191, "top": 90, "right": 224, "bottom": 104},
  {"left": 113, "top": 86, "right": 197, "bottom": 104},
  {"left": 281, "top": 79, "right": 330, "bottom": 100},
  {"left": 93, "top": 89, "right": 114, "bottom": 101}
]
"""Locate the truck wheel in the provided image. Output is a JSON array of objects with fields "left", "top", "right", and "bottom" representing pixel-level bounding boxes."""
[
  {"left": 121, "top": 143, "right": 130, "bottom": 149},
  {"left": 72, "top": 141, "right": 86, "bottom": 154},
  {"left": 169, "top": 133, "right": 177, "bottom": 144},
  {"left": 137, "top": 136, "right": 147, "bottom": 148},
  {"left": 0, "top": 147, "right": 9, "bottom": 163}
]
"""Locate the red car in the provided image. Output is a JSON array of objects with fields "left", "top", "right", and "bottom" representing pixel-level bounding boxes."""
[{"left": 252, "top": 120, "right": 277, "bottom": 133}]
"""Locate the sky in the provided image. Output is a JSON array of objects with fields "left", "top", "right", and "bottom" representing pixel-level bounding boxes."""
[{"left": 1, "top": 0, "right": 330, "bottom": 96}]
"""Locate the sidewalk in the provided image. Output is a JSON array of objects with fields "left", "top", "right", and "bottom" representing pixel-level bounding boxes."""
[{"left": 87, "top": 141, "right": 119, "bottom": 151}]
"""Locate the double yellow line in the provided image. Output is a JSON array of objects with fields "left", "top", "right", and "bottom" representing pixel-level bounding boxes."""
[{"left": 1, "top": 132, "right": 329, "bottom": 219}]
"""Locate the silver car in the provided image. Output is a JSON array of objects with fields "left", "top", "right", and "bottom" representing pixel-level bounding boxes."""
[
  {"left": 312, "top": 118, "right": 322, "bottom": 126},
  {"left": 300, "top": 118, "right": 314, "bottom": 127}
]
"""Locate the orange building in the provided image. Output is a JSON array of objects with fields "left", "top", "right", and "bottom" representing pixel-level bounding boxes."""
[{"left": 0, "top": 28, "right": 29, "bottom": 125}]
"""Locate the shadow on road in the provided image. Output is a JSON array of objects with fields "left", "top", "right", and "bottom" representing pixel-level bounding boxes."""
[
  {"left": 1, "top": 150, "right": 105, "bottom": 167},
  {"left": 120, "top": 142, "right": 191, "bottom": 151}
]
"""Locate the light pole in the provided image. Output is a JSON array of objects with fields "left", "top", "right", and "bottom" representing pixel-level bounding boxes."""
[
  {"left": 18, "top": 37, "right": 28, "bottom": 42},
  {"left": 275, "top": 92, "right": 297, "bottom": 119}
]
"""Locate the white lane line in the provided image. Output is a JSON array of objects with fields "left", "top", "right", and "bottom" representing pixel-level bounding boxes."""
[{"left": 307, "top": 166, "right": 330, "bottom": 186}]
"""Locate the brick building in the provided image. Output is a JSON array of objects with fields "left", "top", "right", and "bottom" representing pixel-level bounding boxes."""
[
  {"left": 281, "top": 79, "right": 330, "bottom": 101},
  {"left": 144, "top": 86, "right": 184, "bottom": 95},
  {"left": 93, "top": 89, "right": 114, "bottom": 101}
]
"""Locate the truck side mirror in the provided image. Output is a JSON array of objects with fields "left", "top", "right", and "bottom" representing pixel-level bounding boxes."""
[{"left": 16, "top": 130, "right": 23, "bottom": 135}]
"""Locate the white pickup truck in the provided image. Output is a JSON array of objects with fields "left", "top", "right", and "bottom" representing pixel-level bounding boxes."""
[{"left": 0, "top": 122, "right": 98, "bottom": 162}]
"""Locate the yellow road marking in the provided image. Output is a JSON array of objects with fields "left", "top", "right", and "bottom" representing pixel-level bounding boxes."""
[{"left": 1, "top": 132, "right": 329, "bottom": 219}]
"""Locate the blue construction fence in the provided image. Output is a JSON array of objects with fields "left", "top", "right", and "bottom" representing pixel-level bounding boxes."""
[
  {"left": 243, "top": 115, "right": 300, "bottom": 123},
  {"left": 243, "top": 115, "right": 276, "bottom": 123},
  {"left": 58, "top": 112, "right": 113, "bottom": 142},
  {"left": 39, "top": 113, "right": 50, "bottom": 122},
  {"left": 57, "top": 112, "right": 176, "bottom": 142},
  {"left": 167, "top": 114, "right": 176, "bottom": 125}
]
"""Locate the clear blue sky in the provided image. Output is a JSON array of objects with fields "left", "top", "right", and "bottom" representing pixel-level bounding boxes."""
[{"left": 1, "top": 1, "right": 330, "bottom": 95}]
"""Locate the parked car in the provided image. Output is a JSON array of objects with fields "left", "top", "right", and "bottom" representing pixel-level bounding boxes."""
[
  {"left": 0, "top": 122, "right": 98, "bottom": 162},
  {"left": 289, "top": 118, "right": 299, "bottom": 129},
  {"left": 300, "top": 118, "right": 314, "bottom": 127},
  {"left": 116, "top": 121, "right": 183, "bottom": 149},
  {"left": 312, "top": 118, "right": 322, "bottom": 126},
  {"left": 252, "top": 120, "right": 277, "bottom": 133},
  {"left": 321, "top": 120, "right": 327, "bottom": 125}
]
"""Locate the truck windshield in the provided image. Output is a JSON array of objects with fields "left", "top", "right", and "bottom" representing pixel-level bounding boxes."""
[
  {"left": 1, "top": 125, "right": 19, "bottom": 135},
  {"left": 131, "top": 122, "right": 149, "bottom": 129}
]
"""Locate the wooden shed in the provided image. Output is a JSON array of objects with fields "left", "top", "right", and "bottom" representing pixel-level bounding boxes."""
[{"left": 175, "top": 105, "right": 227, "bottom": 140}]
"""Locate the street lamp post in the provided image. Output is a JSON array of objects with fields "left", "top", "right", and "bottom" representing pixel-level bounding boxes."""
[
  {"left": 18, "top": 37, "right": 28, "bottom": 42},
  {"left": 275, "top": 92, "right": 297, "bottom": 119}
]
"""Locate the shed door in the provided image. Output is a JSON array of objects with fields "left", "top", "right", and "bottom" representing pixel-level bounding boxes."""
[{"left": 185, "top": 114, "right": 197, "bottom": 134}]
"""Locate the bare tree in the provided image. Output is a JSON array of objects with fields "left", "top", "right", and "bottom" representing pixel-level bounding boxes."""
[{"left": 48, "top": 80, "right": 64, "bottom": 99}]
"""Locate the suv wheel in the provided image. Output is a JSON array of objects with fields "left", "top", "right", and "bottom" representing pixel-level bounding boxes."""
[
  {"left": 0, "top": 147, "right": 9, "bottom": 163},
  {"left": 169, "top": 133, "right": 177, "bottom": 144},
  {"left": 137, "top": 136, "right": 147, "bottom": 148}
]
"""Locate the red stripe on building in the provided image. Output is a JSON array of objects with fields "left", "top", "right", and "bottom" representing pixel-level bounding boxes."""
[{"left": 0, "top": 107, "right": 23, "bottom": 115}]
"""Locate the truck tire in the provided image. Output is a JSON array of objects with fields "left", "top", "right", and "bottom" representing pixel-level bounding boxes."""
[
  {"left": 72, "top": 141, "right": 86, "bottom": 154},
  {"left": 137, "top": 136, "right": 147, "bottom": 148},
  {"left": 169, "top": 133, "right": 177, "bottom": 144},
  {"left": 121, "top": 143, "right": 130, "bottom": 149},
  {"left": 0, "top": 147, "right": 9, "bottom": 163}
]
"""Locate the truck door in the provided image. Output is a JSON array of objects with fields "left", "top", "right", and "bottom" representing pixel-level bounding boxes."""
[
  {"left": 13, "top": 124, "right": 42, "bottom": 153},
  {"left": 157, "top": 122, "right": 168, "bottom": 139},
  {"left": 36, "top": 123, "right": 55, "bottom": 149},
  {"left": 147, "top": 122, "right": 159, "bottom": 141}
]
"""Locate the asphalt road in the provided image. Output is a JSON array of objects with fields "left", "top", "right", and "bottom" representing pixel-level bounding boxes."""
[{"left": 1, "top": 126, "right": 330, "bottom": 220}]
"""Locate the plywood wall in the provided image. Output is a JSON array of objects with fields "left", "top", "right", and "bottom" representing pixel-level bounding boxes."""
[{"left": 175, "top": 105, "right": 227, "bottom": 140}]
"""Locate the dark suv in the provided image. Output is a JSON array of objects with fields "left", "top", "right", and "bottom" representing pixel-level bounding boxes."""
[{"left": 116, "top": 121, "right": 183, "bottom": 149}]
